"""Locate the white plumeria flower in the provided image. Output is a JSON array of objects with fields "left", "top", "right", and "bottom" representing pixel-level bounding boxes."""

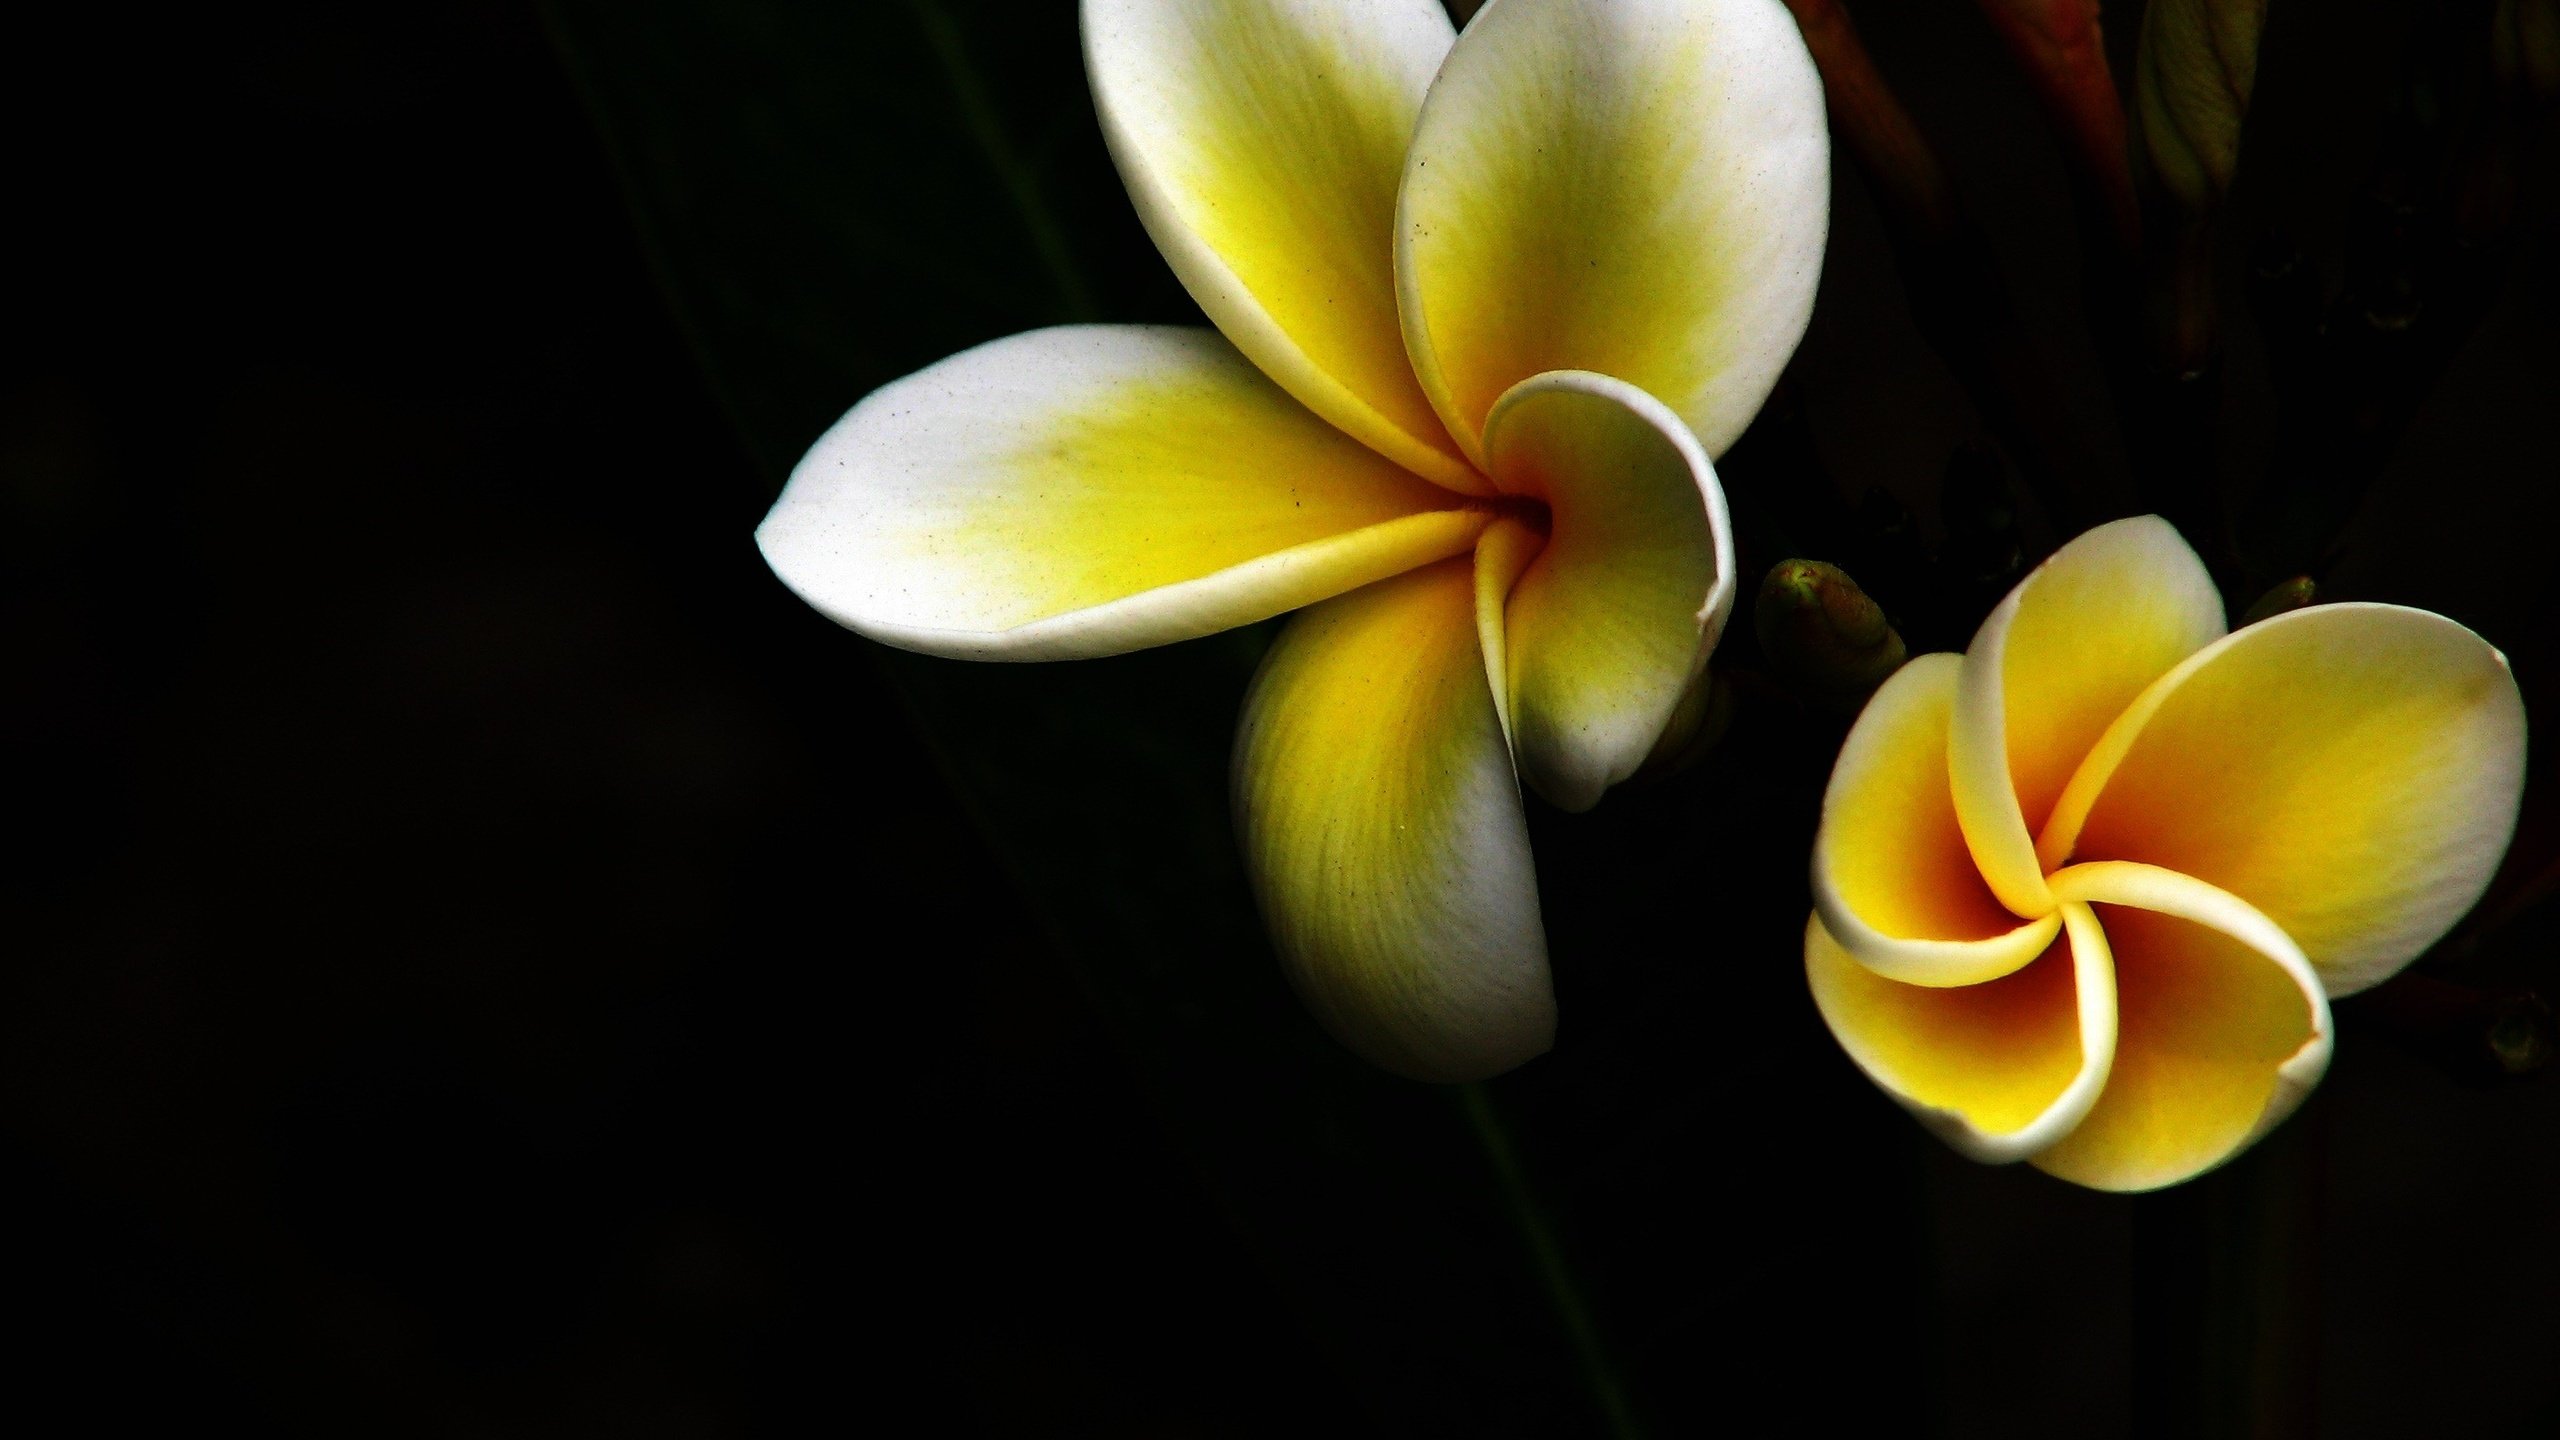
[
  {"left": 758, "top": 0, "right": 1828, "bottom": 1081},
  {"left": 1807, "top": 517, "right": 2527, "bottom": 1190}
]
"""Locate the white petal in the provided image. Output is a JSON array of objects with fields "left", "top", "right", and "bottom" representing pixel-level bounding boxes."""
[
  {"left": 1396, "top": 0, "right": 1829, "bottom": 462},
  {"left": 1085, "top": 0, "right": 1478, "bottom": 488},
  {"left": 1234, "top": 557, "right": 1553, "bottom": 1081},
  {"left": 757, "top": 326, "right": 1486, "bottom": 660},
  {"left": 1481, "top": 371, "right": 1734, "bottom": 812}
]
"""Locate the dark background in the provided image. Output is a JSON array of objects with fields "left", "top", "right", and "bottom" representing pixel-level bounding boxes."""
[{"left": 9, "top": 2, "right": 2558, "bottom": 1434}]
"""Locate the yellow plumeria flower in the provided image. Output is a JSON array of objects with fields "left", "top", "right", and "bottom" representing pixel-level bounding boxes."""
[
  {"left": 1808, "top": 517, "right": 2527, "bottom": 1190},
  {"left": 754, "top": 0, "right": 1829, "bottom": 1080}
]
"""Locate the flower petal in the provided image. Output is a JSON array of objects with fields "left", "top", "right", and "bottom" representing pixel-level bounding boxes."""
[
  {"left": 1085, "top": 0, "right": 1478, "bottom": 490},
  {"left": 758, "top": 326, "right": 1488, "bottom": 661},
  {"left": 1472, "top": 513, "right": 1544, "bottom": 745},
  {"left": 1480, "top": 371, "right": 1735, "bottom": 812},
  {"left": 1951, "top": 516, "right": 2226, "bottom": 915},
  {"left": 1812, "top": 652, "right": 2064, "bottom": 986},
  {"left": 1807, "top": 904, "right": 2116, "bottom": 1163},
  {"left": 1396, "top": 0, "right": 1829, "bottom": 463},
  {"left": 1233, "top": 557, "right": 1552, "bottom": 1082},
  {"left": 2041, "top": 603, "right": 2528, "bottom": 995},
  {"left": 2034, "top": 862, "right": 2332, "bottom": 1192}
]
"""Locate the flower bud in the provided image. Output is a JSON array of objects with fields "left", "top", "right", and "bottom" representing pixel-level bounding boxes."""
[
  {"left": 2239, "top": 575, "right": 2317, "bottom": 626},
  {"left": 1755, "top": 560, "right": 1907, "bottom": 714},
  {"left": 2364, "top": 973, "right": 2557, "bottom": 1086},
  {"left": 2488, "top": 993, "right": 2557, "bottom": 1077},
  {"left": 2131, "top": 0, "right": 2268, "bottom": 218}
]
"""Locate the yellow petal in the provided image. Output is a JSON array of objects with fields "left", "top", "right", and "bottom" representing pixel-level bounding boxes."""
[
  {"left": 1811, "top": 653, "right": 2064, "bottom": 986},
  {"left": 1396, "top": 0, "right": 1829, "bottom": 463},
  {"left": 1950, "top": 516, "right": 2226, "bottom": 914},
  {"left": 2034, "top": 863, "right": 2331, "bottom": 1192},
  {"left": 1807, "top": 905, "right": 2116, "bottom": 1162},
  {"left": 757, "top": 326, "right": 1487, "bottom": 660},
  {"left": 1085, "top": 0, "right": 1478, "bottom": 490},
  {"left": 1481, "top": 371, "right": 1735, "bottom": 812},
  {"left": 1472, "top": 513, "right": 1544, "bottom": 745},
  {"left": 2041, "top": 603, "right": 2527, "bottom": 995},
  {"left": 1233, "top": 557, "right": 1552, "bottom": 1081}
]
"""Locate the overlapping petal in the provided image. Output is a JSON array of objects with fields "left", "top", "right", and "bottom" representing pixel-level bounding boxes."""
[
  {"left": 1480, "top": 371, "right": 1735, "bottom": 812},
  {"left": 1809, "top": 515, "right": 2519, "bottom": 1188},
  {"left": 1807, "top": 905, "right": 2116, "bottom": 1161},
  {"left": 1396, "top": 0, "right": 1829, "bottom": 463},
  {"left": 1471, "top": 514, "right": 1544, "bottom": 743},
  {"left": 1233, "top": 557, "right": 1553, "bottom": 1082},
  {"left": 1812, "top": 653, "right": 2064, "bottom": 986},
  {"left": 1950, "top": 515, "right": 2226, "bottom": 915},
  {"left": 762, "top": 0, "right": 1834, "bottom": 1091},
  {"left": 757, "top": 326, "right": 1488, "bottom": 660},
  {"left": 2032, "top": 865, "right": 2331, "bottom": 1191},
  {"left": 1085, "top": 0, "right": 1478, "bottom": 489},
  {"left": 2042, "top": 603, "right": 2528, "bottom": 995}
]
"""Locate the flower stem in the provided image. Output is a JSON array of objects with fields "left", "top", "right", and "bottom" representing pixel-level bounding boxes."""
[{"left": 1457, "top": 1083, "right": 1643, "bottom": 1440}]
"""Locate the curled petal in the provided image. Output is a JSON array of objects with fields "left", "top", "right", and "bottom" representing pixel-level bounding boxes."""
[
  {"left": 1085, "top": 0, "right": 1478, "bottom": 489},
  {"left": 1472, "top": 513, "right": 1544, "bottom": 744},
  {"left": 1807, "top": 905, "right": 2116, "bottom": 1163},
  {"left": 2042, "top": 604, "right": 2528, "bottom": 995},
  {"left": 1396, "top": 0, "right": 1829, "bottom": 463},
  {"left": 2034, "top": 863, "right": 2331, "bottom": 1191},
  {"left": 1234, "top": 558, "right": 1553, "bottom": 1082},
  {"left": 1481, "top": 371, "right": 1734, "bottom": 812},
  {"left": 1951, "top": 516, "right": 2226, "bottom": 915},
  {"left": 758, "top": 326, "right": 1486, "bottom": 660},
  {"left": 1813, "top": 653, "right": 2063, "bottom": 986}
]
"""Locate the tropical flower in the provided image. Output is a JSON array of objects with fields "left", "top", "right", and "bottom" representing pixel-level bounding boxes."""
[
  {"left": 756, "top": 0, "right": 1829, "bottom": 1080},
  {"left": 1807, "top": 517, "right": 2526, "bottom": 1190}
]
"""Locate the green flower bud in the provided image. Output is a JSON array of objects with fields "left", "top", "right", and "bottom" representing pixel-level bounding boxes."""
[
  {"left": 2366, "top": 973, "right": 2558, "bottom": 1086},
  {"left": 2239, "top": 575, "right": 2317, "bottom": 626},
  {"left": 2488, "top": 992, "right": 2557, "bottom": 1078},
  {"left": 1755, "top": 560, "right": 1908, "bottom": 714},
  {"left": 2132, "top": 0, "right": 2269, "bottom": 217}
]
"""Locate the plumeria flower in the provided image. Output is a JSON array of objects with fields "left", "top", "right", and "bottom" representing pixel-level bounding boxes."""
[
  {"left": 755, "top": 0, "right": 1829, "bottom": 1079},
  {"left": 1808, "top": 517, "right": 2526, "bottom": 1190}
]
